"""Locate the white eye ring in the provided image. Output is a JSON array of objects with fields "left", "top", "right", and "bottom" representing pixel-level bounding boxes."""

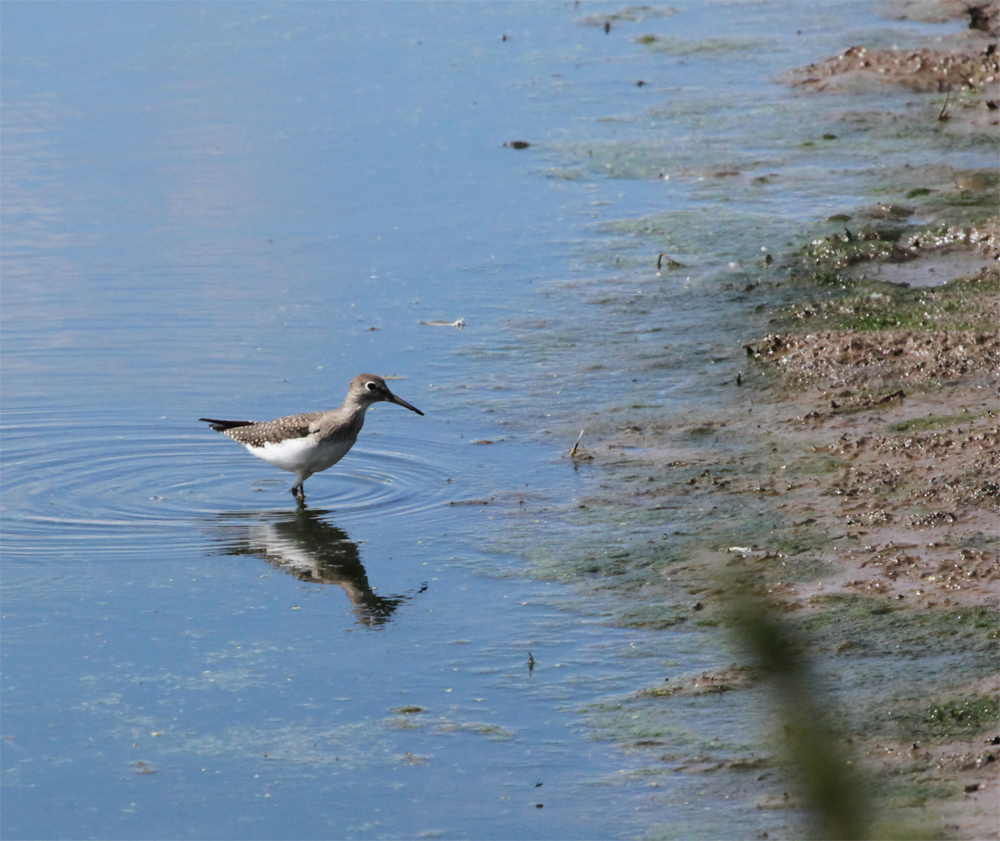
[{"left": 366, "top": 382, "right": 377, "bottom": 391}]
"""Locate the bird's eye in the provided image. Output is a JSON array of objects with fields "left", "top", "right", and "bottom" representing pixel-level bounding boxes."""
[{"left": 366, "top": 382, "right": 377, "bottom": 391}]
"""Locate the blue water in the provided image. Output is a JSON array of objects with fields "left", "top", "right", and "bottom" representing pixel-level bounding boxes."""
[{"left": 2, "top": 3, "right": 987, "bottom": 839}]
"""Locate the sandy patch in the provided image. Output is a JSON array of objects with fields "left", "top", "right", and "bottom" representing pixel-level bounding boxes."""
[
  {"left": 784, "top": 45, "right": 999, "bottom": 95},
  {"left": 747, "top": 327, "right": 999, "bottom": 390}
]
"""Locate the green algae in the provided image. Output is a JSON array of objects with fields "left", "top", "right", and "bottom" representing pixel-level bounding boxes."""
[
  {"left": 634, "top": 34, "right": 775, "bottom": 56},
  {"left": 803, "top": 228, "right": 916, "bottom": 270},
  {"left": 434, "top": 721, "right": 517, "bottom": 741},
  {"left": 875, "top": 167, "right": 998, "bottom": 224},
  {"left": 579, "top": 689, "right": 761, "bottom": 754},
  {"left": 857, "top": 692, "right": 1000, "bottom": 742},
  {"left": 919, "top": 695, "right": 999, "bottom": 736},
  {"left": 617, "top": 603, "right": 690, "bottom": 630},
  {"left": 885, "top": 410, "right": 988, "bottom": 433},
  {"left": 797, "top": 598, "right": 997, "bottom": 689},
  {"left": 794, "top": 166, "right": 997, "bottom": 287},
  {"left": 776, "top": 269, "right": 999, "bottom": 333},
  {"left": 577, "top": 6, "right": 680, "bottom": 27}
]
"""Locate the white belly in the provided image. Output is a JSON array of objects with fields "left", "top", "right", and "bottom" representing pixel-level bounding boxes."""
[{"left": 245, "top": 434, "right": 356, "bottom": 476}]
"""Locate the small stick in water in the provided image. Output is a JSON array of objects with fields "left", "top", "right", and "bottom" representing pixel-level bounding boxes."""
[
  {"left": 938, "top": 91, "right": 951, "bottom": 122},
  {"left": 570, "top": 429, "right": 585, "bottom": 458}
]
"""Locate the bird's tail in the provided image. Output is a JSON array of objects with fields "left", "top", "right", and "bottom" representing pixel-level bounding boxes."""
[{"left": 198, "top": 418, "right": 255, "bottom": 432}]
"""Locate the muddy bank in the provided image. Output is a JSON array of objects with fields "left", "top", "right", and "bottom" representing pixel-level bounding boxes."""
[
  {"left": 531, "top": 8, "right": 1000, "bottom": 839},
  {"left": 562, "top": 234, "right": 999, "bottom": 840},
  {"left": 785, "top": 0, "right": 998, "bottom": 98},
  {"left": 784, "top": 44, "right": 998, "bottom": 95}
]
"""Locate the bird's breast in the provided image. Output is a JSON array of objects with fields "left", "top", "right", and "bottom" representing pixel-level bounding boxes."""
[{"left": 245, "top": 432, "right": 357, "bottom": 475}]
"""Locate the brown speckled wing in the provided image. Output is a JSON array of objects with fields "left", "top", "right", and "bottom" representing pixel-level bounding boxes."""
[{"left": 223, "top": 413, "right": 320, "bottom": 447}]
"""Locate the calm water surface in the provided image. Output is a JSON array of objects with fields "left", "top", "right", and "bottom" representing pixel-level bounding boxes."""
[{"left": 2, "top": 3, "right": 984, "bottom": 839}]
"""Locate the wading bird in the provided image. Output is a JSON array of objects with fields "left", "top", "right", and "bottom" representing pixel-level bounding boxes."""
[{"left": 200, "top": 374, "right": 423, "bottom": 501}]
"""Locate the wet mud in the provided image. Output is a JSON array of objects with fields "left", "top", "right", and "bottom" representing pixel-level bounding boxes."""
[
  {"left": 567, "top": 242, "right": 999, "bottom": 838},
  {"left": 785, "top": 44, "right": 999, "bottom": 95},
  {"left": 521, "top": 4, "right": 1000, "bottom": 838}
]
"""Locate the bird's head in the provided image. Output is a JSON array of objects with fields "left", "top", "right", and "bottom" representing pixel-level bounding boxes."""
[{"left": 350, "top": 374, "right": 424, "bottom": 416}]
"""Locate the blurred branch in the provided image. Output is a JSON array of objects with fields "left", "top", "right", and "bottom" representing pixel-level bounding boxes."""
[{"left": 724, "top": 581, "right": 871, "bottom": 840}]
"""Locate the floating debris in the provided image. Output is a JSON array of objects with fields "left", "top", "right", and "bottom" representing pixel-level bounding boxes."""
[
  {"left": 504, "top": 141, "right": 530, "bottom": 149},
  {"left": 391, "top": 706, "right": 425, "bottom": 715},
  {"left": 570, "top": 429, "right": 593, "bottom": 460},
  {"left": 420, "top": 318, "right": 466, "bottom": 329},
  {"left": 657, "top": 253, "right": 686, "bottom": 270}
]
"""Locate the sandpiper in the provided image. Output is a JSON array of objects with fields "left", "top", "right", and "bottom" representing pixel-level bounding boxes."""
[{"left": 200, "top": 374, "right": 423, "bottom": 501}]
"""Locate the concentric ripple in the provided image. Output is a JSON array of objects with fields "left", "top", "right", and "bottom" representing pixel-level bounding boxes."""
[{"left": 1, "top": 410, "right": 458, "bottom": 565}]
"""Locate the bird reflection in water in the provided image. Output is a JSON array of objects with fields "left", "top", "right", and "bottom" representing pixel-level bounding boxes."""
[{"left": 210, "top": 508, "right": 417, "bottom": 627}]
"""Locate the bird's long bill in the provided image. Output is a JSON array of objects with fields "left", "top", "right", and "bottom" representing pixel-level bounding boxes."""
[{"left": 387, "top": 391, "right": 424, "bottom": 416}]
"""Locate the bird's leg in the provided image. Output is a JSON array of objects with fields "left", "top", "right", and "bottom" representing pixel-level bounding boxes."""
[{"left": 292, "top": 472, "right": 311, "bottom": 502}]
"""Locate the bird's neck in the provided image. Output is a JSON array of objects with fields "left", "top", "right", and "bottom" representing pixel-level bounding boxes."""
[{"left": 340, "top": 396, "right": 375, "bottom": 415}]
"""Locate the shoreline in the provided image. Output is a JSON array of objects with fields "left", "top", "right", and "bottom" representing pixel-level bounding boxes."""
[{"left": 543, "top": 6, "right": 999, "bottom": 837}]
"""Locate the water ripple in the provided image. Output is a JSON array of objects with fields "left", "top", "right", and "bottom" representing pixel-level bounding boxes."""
[{"left": 1, "top": 411, "right": 458, "bottom": 560}]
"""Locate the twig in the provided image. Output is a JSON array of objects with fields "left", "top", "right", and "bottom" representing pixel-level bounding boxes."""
[{"left": 938, "top": 91, "right": 951, "bottom": 122}]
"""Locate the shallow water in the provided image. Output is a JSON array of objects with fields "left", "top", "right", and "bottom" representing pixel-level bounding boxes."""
[{"left": 2, "top": 3, "right": 992, "bottom": 839}]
